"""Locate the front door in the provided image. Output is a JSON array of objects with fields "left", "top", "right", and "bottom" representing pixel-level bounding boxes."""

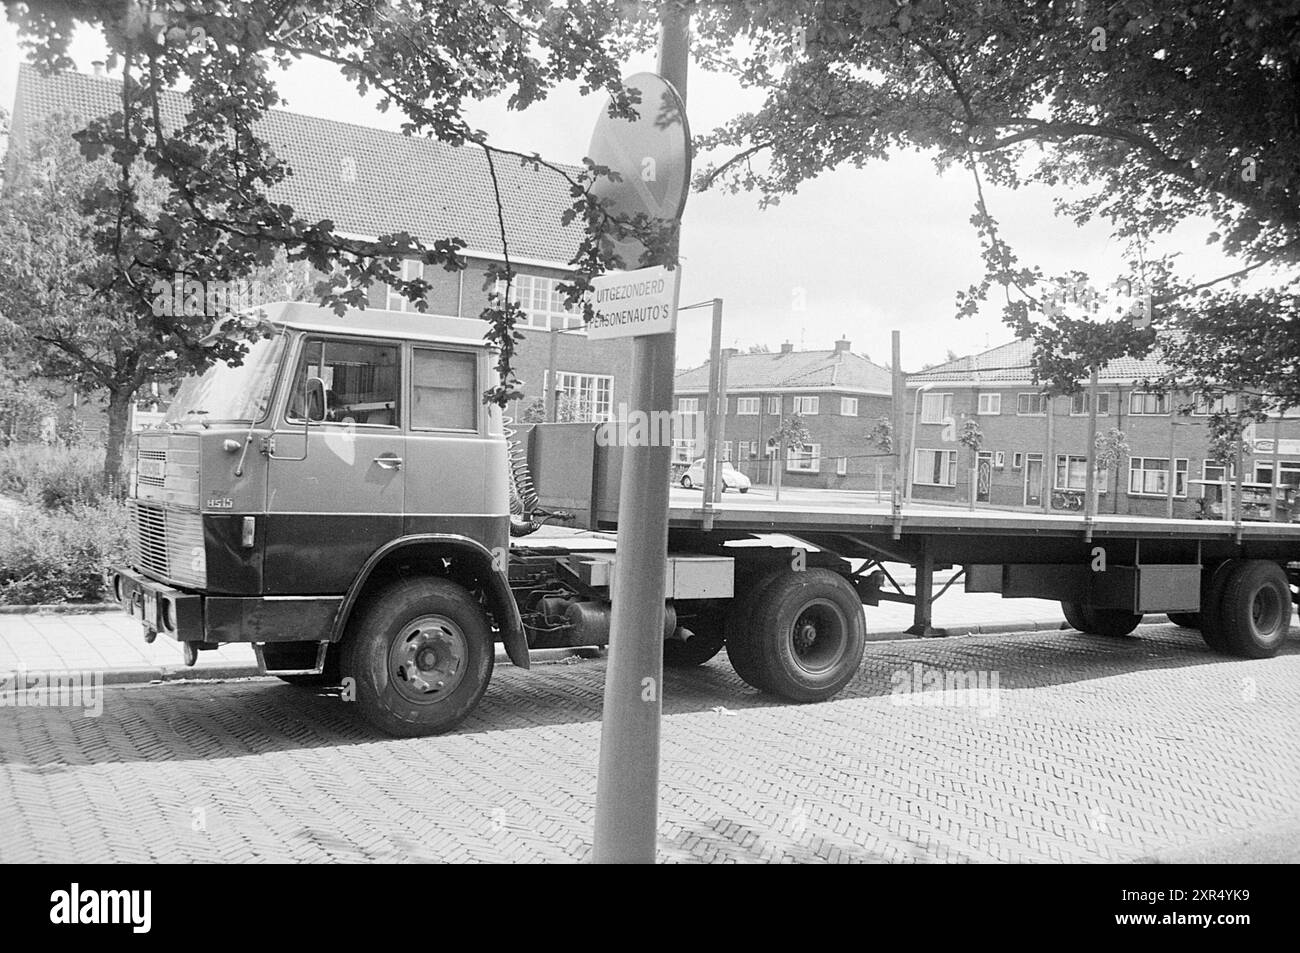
[
  {"left": 264, "top": 334, "right": 404, "bottom": 593},
  {"left": 1024, "top": 453, "right": 1044, "bottom": 506},
  {"left": 976, "top": 452, "right": 993, "bottom": 503}
]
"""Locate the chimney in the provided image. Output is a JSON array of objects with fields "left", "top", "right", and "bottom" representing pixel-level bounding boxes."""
[
  {"left": 780, "top": 341, "right": 794, "bottom": 354},
  {"left": 834, "top": 337, "right": 851, "bottom": 354},
  {"left": 91, "top": 60, "right": 105, "bottom": 77}
]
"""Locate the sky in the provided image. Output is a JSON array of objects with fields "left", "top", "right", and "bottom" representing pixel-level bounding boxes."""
[{"left": 0, "top": 14, "right": 1245, "bottom": 373}]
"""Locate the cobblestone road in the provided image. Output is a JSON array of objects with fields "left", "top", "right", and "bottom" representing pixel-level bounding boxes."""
[{"left": 2, "top": 623, "right": 1297, "bottom": 863}]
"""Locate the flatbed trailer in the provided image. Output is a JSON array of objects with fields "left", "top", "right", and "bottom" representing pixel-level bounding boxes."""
[{"left": 107, "top": 304, "right": 1300, "bottom": 736}]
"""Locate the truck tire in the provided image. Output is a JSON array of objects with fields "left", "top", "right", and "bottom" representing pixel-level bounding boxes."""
[
  {"left": 664, "top": 607, "right": 726, "bottom": 667},
  {"left": 1166, "top": 612, "right": 1201, "bottom": 630},
  {"left": 730, "top": 569, "right": 866, "bottom": 702},
  {"left": 1197, "top": 562, "right": 1236, "bottom": 653},
  {"left": 342, "top": 577, "right": 494, "bottom": 737},
  {"left": 1061, "top": 601, "right": 1142, "bottom": 637},
  {"left": 1214, "top": 560, "right": 1292, "bottom": 659},
  {"left": 724, "top": 571, "right": 783, "bottom": 691}
]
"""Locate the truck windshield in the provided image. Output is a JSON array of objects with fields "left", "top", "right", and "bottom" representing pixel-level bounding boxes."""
[{"left": 163, "top": 333, "right": 286, "bottom": 425}]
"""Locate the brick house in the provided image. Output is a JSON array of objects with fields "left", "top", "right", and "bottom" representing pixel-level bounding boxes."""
[
  {"left": 4, "top": 64, "right": 633, "bottom": 432},
  {"left": 904, "top": 340, "right": 1300, "bottom": 518},
  {"left": 674, "top": 339, "right": 894, "bottom": 490}
]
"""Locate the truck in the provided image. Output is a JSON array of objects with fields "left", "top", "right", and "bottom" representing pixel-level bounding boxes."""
[{"left": 108, "top": 301, "right": 1300, "bottom": 736}]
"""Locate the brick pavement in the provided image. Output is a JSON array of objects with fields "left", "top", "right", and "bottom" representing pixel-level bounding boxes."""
[{"left": 1, "top": 622, "right": 1297, "bottom": 863}]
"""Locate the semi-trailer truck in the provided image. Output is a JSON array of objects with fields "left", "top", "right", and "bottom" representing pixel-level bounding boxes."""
[{"left": 108, "top": 302, "right": 1300, "bottom": 735}]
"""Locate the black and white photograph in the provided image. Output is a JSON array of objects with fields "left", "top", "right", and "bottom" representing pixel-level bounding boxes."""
[{"left": 0, "top": 0, "right": 1296, "bottom": 895}]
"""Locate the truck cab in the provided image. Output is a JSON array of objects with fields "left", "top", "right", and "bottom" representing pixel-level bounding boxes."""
[{"left": 110, "top": 302, "right": 527, "bottom": 735}]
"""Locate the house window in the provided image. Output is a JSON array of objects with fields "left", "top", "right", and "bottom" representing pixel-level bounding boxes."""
[
  {"left": 920, "top": 393, "right": 953, "bottom": 424},
  {"left": 840, "top": 397, "right": 859, "bottom": 417},
  {"left": 736, "top": 397, "right": 760, "bottom": 415},
  {"left": 913, "top": 449, "right": 958, "bottom": 486},
  {"left": 1129, "top": 457, "right": 1188, "bottom": 496},
  {"left": 555, "top": 372, "right": 612, "bottom": 422},
  {"left": 1254, "top": 461, "right": 1300, "bottom": 487},
  {"left": 678, "top": 397, "right": 699, "bottom": 414},
  {"left": 1070, "top": 392, "right": 1110, "bottom": 416},
  {"left": 787, "top": 443, "right": 821, "bottom": 472},
  {"left": 977, "top": 393, "right": 1001, "bottom": 415},
  {"left": 766, "top": 396, "right": 781, "bottom": 415},
  {"left": 836, "top": 456, "right": 848, "bottom": 476},
  {"left": 1203, "top": 460, "right": 1238, "bottom": 485},
  {"left": 495, "top": 274, "right": 582, "bottom": 330},
  {"left": 1193, "top": 393, "right": 1237, "bottom": 415},
  {"left": 1054, "top": 454, "right": 1088, "bottom": 491},
  {"left": 721, "top": 442, "right": 733, "bottom": 462},
  {"left": 1129, "top": 391, "right": 1170, "bottom": 415},
  {"left": 386, "top": 259, "right": 424, "bottom": 312},
  {"left": 1012, "top": 452, "right": 1024, "bottom": 470},
  {"left": 1017, "top": 393, "right": 1048, "bottom": 416},
  {"left": 671, "top": 439, "right": 696, "bottom": 464},
  {"left": 737, "top": 440, "right": 758, "bottom": 459},
  {"left": 794, "top": 396, "right": 820, "bottom": 415}
]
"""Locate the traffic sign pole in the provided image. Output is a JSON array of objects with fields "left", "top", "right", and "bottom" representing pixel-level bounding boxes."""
[{"left": 592, "top": 2, "right": 690, "bottom": 864}]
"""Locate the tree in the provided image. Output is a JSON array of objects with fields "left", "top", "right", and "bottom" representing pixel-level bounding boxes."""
[
  {"left": 519, "top": 393, "right": 593, "bottom": 423},
  {"left": 770, "top": 411, "right": 811, "bottom": 501},
  {"left": 3, "top": 0, "right": 647, "bottom": 464},
  {"left": 866, "top": 414, "right": 893, "bottom": 453},
  {"left": 958, "top": 419, "right": 982, "bottom": 509},
  {"left": 1093, "top": 426, "right": 1131, "bottom": 514},
  {"left": 0, "top": 114, "right": 310, "bottom": 482},
  {"left": 691, "top": 2, "right": 1300, "bottom": 429},
  {"left": 747, "top": 343, "right": 772, "bottom": 354}
]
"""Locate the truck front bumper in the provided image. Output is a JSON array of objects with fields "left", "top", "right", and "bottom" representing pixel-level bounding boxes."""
[
  {"left": 108, "top": 567, "right": 342, "bottom": 644},
  {"left": 108, "top": 566, "right": 203, "bottom": 641}
]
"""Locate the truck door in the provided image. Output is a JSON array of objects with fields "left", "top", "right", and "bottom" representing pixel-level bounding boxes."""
[
  {"left": 401, "top": 345, "right": 508, "bottom": 540},
  {"left": 264, "top": 335, "right": 404, "bottom": 593}
]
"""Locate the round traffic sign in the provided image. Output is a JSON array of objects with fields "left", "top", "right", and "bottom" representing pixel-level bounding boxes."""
[{"left": 587, "top": 72, "right": 691, "bottom": 266}]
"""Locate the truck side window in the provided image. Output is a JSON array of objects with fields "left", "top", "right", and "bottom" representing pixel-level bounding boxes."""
[
  {"left": 288, "top": 337, "right": 400, "bottom": 427},
  {"left": 411, "top": 348, "right": 477, "bottom": 432}
]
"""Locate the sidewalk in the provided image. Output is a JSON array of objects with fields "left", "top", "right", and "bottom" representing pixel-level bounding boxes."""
[{"left": 0, "top": 586, "right": 1087, "bottom": 686}]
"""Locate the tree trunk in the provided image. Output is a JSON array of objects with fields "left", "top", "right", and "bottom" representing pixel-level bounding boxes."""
[{"left": 104, "top": 389, "right": 133, "bottom": 494}]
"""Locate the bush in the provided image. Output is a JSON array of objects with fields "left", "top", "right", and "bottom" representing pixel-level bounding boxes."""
[
  {"left": 0, "top": 443, "right": 117, "bottom": 508},
  {"left": 0, "top": 499, "right": 130, "bottom": 604}
]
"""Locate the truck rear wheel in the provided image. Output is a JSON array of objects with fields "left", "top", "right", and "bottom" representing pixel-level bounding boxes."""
[
  {"left": 342, "top": 577, "right": 494, "bottom": 737},
  {"left": 729, "top": 569, "right": 866, "bottom": 702},
  {"left": 1197, "top": 562, "right": 1236, "bottom": 652},
  {"left": 1214, "top": 560, "right": 1292, "bottom": 659},
  {"left": 1060, "top": 601, "right": 1142, "bottom": 638}
]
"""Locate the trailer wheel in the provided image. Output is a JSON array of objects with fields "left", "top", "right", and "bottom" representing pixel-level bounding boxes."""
[
  {"left": 1061, "top": 601, "right": 1142, "bottom": 637},
  {"left": 724, "top": 571, "right": 783, "bottom": 691},
  {"left": 1166, "top": 612, "right": 1201, "bottom": 630},
  {"left": 731, "top": 569, "right": 866, "bottom": 702},
  {"left": 664, "top": 607, "right": 726, "bottom": 667},
  {"left": 342, "top": 577, "right": 493, "bottom": 737},
  {"left": 1214, "top": 560, "right": 1292, "bottom": 659},
  {"left": 1197, "top": 562, "right": 1237, "bottom": 652}
]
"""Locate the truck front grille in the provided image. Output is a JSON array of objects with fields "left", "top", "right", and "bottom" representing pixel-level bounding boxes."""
[{"left": 129, "top": 501, "right": 207, "bottom": 588}]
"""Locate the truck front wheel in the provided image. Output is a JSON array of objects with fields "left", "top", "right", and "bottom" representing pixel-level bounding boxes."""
[
  {"left": 729, "top": 569, "right": 866, "bottom": 702},
  {"left": 342, "top": 577, "right": 494, "bottom": 737}
]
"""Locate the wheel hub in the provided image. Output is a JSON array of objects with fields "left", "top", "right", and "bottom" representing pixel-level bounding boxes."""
[{"left": 389, "top": 616, "right": 468, "bottom": 703}]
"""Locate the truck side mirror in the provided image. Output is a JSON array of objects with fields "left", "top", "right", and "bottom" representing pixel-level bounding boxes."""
[{"left": 306, "top": 377, "right": 327, "bottom": 423}]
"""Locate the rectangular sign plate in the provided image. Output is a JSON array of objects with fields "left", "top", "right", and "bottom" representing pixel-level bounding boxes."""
[
  {"left": 586, "top": 265, "right": 681, "bottom": 339},
  {"left": 138, "top": 458, "right": 167, "bottom": 480}
]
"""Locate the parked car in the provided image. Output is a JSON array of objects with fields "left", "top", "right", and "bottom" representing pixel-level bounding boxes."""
[{"left": 680, "top": 458, "right": 750, "bottom": 492}]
